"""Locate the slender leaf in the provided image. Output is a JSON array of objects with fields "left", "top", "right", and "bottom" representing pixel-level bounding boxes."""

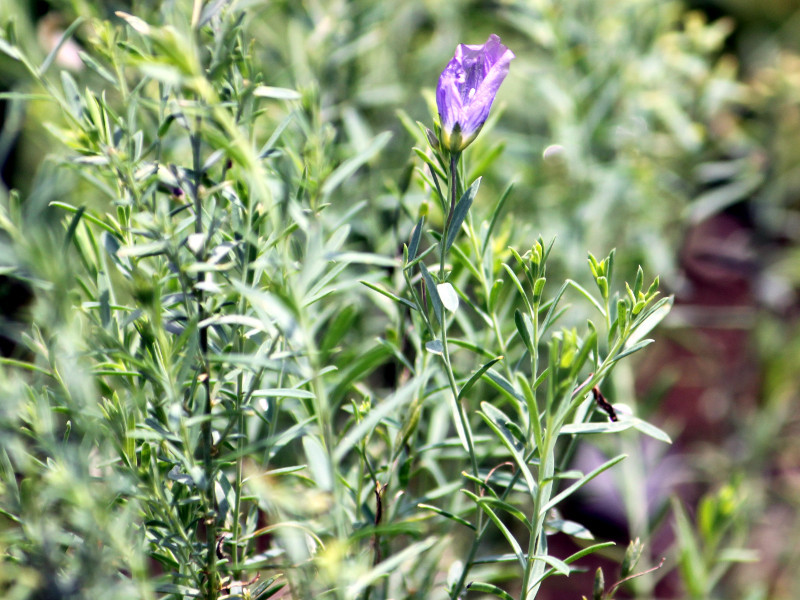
[
  {"left": 360, "top": 280, "right": 417, "bottom": 310},
  {"left": 408, "top": 217, "right": 424, "bottom": 261},
  {"left": 630, "top": 416, "right": 672, "bottom": 444},
  {"left": 479, "top": 402, "right": 536, "bottom": 495},
  {"left": 532, "top": 542, "right": 615, "bottom": 587},
  {"left": 458, "top": 357, "right": 503, "bottom": 401},
  {"left": 39, "top": 17, "right": 86, "bottom": 76},
  {"left": 482, "top": 183, "right": 514, "bottom": 251},
  {"left": 419, "top": 262, "right": 443, "bottom": 325},
  {"left": 463, "top": 490, "right": 526, "bottom": 569},
  {"left": 322, "top": 131, "right": 392, "bottom": 197},
  {"left": 465, "top": 582, "right": 514, "bottom": 600},
  {"left": 346, "top": 538, "right": 436, "bottom": 596},
  {"left": 445, "top": 177, "right": 481, "bottom": 253},
  {"left": 417, "top": 503, "right": 475, "bottom": 530},
  {"left": 542, "top": 454, "right": 627, "bottom": 514}
]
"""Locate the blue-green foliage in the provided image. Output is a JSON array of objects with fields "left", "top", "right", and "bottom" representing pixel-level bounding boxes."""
[{"left": 0, "top": 1, "right": 796, "bottom": 599}]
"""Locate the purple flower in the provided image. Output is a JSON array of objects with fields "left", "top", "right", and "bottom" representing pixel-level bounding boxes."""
[{"left": 436, "top": 34, "right": 515, "bottom": 153}]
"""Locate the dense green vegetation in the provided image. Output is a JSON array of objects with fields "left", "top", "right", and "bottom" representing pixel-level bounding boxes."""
[{"left": 1, "top": 1, "right": 799, "bottom": 599}]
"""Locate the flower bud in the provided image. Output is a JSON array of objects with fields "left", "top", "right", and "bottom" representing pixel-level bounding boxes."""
[{"left": 436, "top": 34, "right": 515, "bottom": 153}]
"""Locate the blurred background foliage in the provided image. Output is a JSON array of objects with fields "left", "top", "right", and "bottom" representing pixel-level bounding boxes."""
[{"left": 2, "top": 0, "right": 800, "bottom": 598}]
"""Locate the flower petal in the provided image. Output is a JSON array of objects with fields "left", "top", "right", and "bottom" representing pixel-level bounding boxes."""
[
  {"left": 436, "top": 57, "right": 464, "bottom": 134},
  {"left": 460, "top": 46, "right": 515, "bottom": 138}
]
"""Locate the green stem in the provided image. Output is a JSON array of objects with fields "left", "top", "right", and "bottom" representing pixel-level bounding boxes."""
[
  {"left": 439, "top": 152, "right": 484, "bottom": 598},
  {"left": 440, "top": 152, "right": 460, "bottom": 279},
  {"left": 439, "top": 154, "right": 476, "bottom": 474},
  {"left": 449, "top": 445, "right": 538, "bottom": 599},
  {"left": 228, "top": 84, "right": 254, "bottom": 581},
  {"left": 191, "top": 112, "right": 217, "bottom": 600},
  {"left": 521, "top": 427, "right": 555, "bottom": 599}
]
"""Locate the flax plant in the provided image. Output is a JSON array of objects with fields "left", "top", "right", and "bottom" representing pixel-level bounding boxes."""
[
  {"left": 0, "top": 4, "right": 676, "bottom": 600},
  {"left": 372, "top": 33, "right": 674, "bottom": 600}
]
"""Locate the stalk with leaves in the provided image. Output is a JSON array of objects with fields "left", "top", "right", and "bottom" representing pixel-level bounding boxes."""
[{"left": 392, "top": 33, "right": 675, "bottom": 600}]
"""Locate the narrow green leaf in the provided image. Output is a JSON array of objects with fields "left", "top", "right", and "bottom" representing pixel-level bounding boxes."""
[
  {"left": 483, "top": 369, "right": 526, "bottom": 404},
  {"left": 408, "top": 217, "right": 424, "bottom": 261},
  {"left": 395, "top": 110, "right": 426, "bottom": 145},
  {"left": 445, "top": 177, "right": 481, "bottom": 253},
  {"left": 378, "top": 338, "right": 416, "bottom": 379},
  {"left": 530, "top": 554, "right": 571, "bottom": 576},
  {"left": 449, "top": 338, "right": 495, "bottom": 358},
  {"left": 630, "top": 416, "right": 672, "bottom": 444},
  {"left": 117, "top": 240, "right": 169, "bottom": 258},
  {"left": 302, "top": 436, "right": 332, "bottom": 491},
  {"left": 515, "top": 309, "right": 535, "bottom": 356},
  {"left": 531, "top": 542, "right": 616, "bottom": 587},
  {"left": 403, "top": 243, "right": 437, "bottom": 271},
  {"left": 322, "top": 131, "right": 392, "bottom": 197},
  {"left": 613, "top": 339, "right": 654, "bottom": 362},
  {"left": 360, "top": 280, "right": 417, "bottom": 310},
  {"left": 449, "top": 241, "right": 485, "bottom": 284},
  {"left": 0, "top": 92, "right": 50, "bottom": 101},
  {"left": 39, "top": 17, "right": 85, "bottom": 76},
  {"left": 60, "top": 71, "right": 82, "bottom": 118},
  {"left": 541, "top": 281, "right": 570, "bottom": 334},
  {"left": 77, "top": 51, "right": 116, "bottom": 83},
  {"left": 502, "top": 263, "right": 533, "bottom": 315},
  {"left": 458, "top": 357, "right": 503, "bottom": 401},
  {"left": 626, "top": 296, "right": 673, "bottom": 348},
  {"left": 198, "top": 0, "right": 230, "bottom": 27},
  {"left": 413, "top": 147, "right": 447, "bottom": 179},
  {"left": 331, "top": 344, "right": 392, "bottom": 403},
  {"left": 473, "top": 553, "right": 527, "bottom": 565},
  {"left": 253, "top": 86, "right": 302, "bottom": 100},
  {"left": 567, "top": 279, "right": 605, "bottom": 316},
  {"left": 717, "top": 548, "right": 760, "bottom": 563},
  {"left": 463, "top": 489, "right": 526, "bottom": 568},
  {"left": 482, "top": 183, "right": 514, "bottom": 251},
  {"left": 479, "top": 402, "right": 536, "bottom": 495},
  {"left": 0, "top": 358, "right": 52, "bottom": 376},
  {"left": 250, "top": 388, "right": 315, "bottom": 400},
  {"left": 468, "top": 140, "right": 506, "bottom": 180},
  {"left": 115, "top": 11, "right": 152, "bottom": 35},
  {"left": 672, "top": 497, "right": 707, "bottom": 597},
  {"left": 320, "top": 305, "right": 358, "bottom": 356},
  {"left": 332, "top": 252, "right": 398, "bottom": 267},
  {"left": 346, "top": 538, "right": 436, "bottom": 596},
  {"left": 633, "top": 265, "right": 645, "bottom": 296},
  {"left": 569, "top": 329, "right": 597, "bottom": 380},
  {"left": 542, "top": 454, "right": 627, "bottom": 514},
  {"left": 465, "top": 582, "right": 514, "bottom": 600},
  {"left": 419, "top": 262, "right": 442, "bottom": 325},
  {"left": 99, "top": 289, "right": 111, "bottom": 327},
  {"left": 417, "top": 503, "right": 476, "bottom": 530},
  {"left": 517, "top": 374, "right": 542, "bottom": 450},
  {"left": 532, "top": 367, "right": 550, "bottom": 391},
  {"left": 545, "top": 518, "right": 594, "bottom": 540},
  {"left": 461, "top": 472, "right": 499, "bottom": 497},
  {"left": 563, "top": 541, "right": 616, "bottom": 564},
  {"left": 333, "top": 380, "right": 416, "bottom": 463},
  {"left": 0, "top": 39, "right": 22, "bottom": 61},
  {"left": 559, "top": 421, "right": 632, "bottom": 435},
  {"left": 63, "top": 205, "right": 86, "bottom": 250},
  {"left": 477, "top": 497, "right": 531, "bottom": 530}
]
